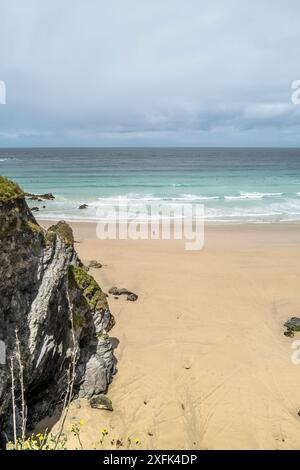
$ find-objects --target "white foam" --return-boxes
[0,157,19,162]
[180,193,219,201]
[225,192,283,201]
[241,192,283,198]
[35,192,300,224]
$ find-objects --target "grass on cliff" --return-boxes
[68,265,107,311]
[0,176,24,204]
[47,221,74,246]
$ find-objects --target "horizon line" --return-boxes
[1,145,300,150]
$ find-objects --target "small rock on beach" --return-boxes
[108,286,138,301]
[88,260,103,269]
[89,395,113,411]
[284,317,300,337]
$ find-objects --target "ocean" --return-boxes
[1,147,300,224]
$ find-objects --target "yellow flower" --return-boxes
[79,420,85,426]
[134,438,140,445]
[101,428,108,435]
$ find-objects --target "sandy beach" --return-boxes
[39,221,300,450]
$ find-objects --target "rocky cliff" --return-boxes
[0,177,116,443]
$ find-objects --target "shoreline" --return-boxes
[38,218,300,233]
[37,216,300,226]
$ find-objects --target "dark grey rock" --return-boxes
[284,330,295,338]
[108,287,138,301]
[88,260,103,269]
[26,192,55,201]
[284,317,300,337]
[127,293,138,302]
[78,204,88,209]
[89,394,113,411]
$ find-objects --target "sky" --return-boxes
[0,0,300,147]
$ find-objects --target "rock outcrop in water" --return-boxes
[0,177,116,443]
[25,192,55,201]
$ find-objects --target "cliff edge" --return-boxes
[0,177,116,443]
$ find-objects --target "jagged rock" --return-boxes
[284,317,300,337]
[88,260,103,269]
[25,192,55,201]
[0,177,116,445]
[89,394,113,411]
[78,204,88,209]
[108,287,138,301]
[30,206,39,211]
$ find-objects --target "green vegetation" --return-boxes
[68,265,107,311]
[26,220,44,235]
[0,177,45,239]
[96,332,109,341]
[6,423,142,450]
[44,229,56,246]
[48,221,74,246]
[0,176,24,204]
[6,432,67,451]
[73,313,86,330]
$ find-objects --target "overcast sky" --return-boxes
[0,0,300,147]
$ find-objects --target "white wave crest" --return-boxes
[225,192,283,201]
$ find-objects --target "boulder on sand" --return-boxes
[284,317,300,337]
[88,260,103,269]
[108,287,138,301]
[89,395,113,411]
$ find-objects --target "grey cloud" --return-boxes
[0,0,300,146]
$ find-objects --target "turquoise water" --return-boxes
[1,147,300,223]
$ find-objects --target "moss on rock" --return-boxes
[44,230,56,246]
[47,221,74,246]
[0,176,24,204]
[73,312,86,330]
[26,220,44,236]
[68,265,107,312]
